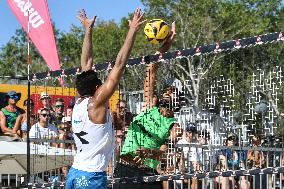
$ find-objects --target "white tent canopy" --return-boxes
[0,141,75,174]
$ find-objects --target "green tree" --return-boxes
[140,0,284,107]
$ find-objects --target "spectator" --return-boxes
[52,98,65,126]
[66,104,73,117]
[29,108,59,147]
[58,119,74,150]
[247,135,266,189]
[177,122,199,189]
[0,91,24,137]
[197,130,210,172]
[61,104,73,125]
[112,100,133,158]
[38,92,54,114]
[215,133,246,189]
[112,100,133,131]
[14,99,36,140]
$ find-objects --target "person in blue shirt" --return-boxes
[215,133,247,189]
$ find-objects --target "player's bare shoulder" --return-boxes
[87,96,108,124]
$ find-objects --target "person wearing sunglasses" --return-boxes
[29,108,58,147]
[112,100,133,131]
[51,98,65,126]
[0,91,24,137]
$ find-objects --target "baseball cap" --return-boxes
[40,92,50,100]
[5,91,21,100]
[185,122,197,133]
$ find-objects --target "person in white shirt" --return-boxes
[29,108,58,146]
[66,8,146,189]
[177,122,199,189]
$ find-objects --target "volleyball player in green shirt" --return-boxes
[114,23,182,188]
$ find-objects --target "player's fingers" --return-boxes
[92,16,97,24]
[76,16,84,23]
[140,19,148,25]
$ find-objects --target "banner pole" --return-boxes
[26,0,31,186]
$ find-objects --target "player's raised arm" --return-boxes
[94,8,146,105]
[144,21,176,109]
[77,9,97,71]
[143,63,160,109]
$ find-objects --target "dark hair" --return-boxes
[23,99,34,106]
[75,70,102,96]
[159,86,184,112]
[40,108,49,113]
[185,122,197,133]
[54,98,64,103]
[117,99,127,104]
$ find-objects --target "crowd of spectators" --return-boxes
[0,91,73,145]
[1,90,284,189]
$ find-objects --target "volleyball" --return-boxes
[144,19,170,45]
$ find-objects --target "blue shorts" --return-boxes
[66,167,107,189]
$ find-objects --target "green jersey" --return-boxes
[121,107,175,169]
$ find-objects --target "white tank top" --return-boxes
[71,97,114,172]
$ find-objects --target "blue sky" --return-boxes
[0,0,144,48]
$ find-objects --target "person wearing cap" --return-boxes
[38,92,54,114]
[177,122,199,189]
[0,91,24,137]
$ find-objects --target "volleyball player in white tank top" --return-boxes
[66,8,146,189]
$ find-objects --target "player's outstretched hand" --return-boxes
[77,9,97,30]
[157,21,176,53]
[128,8,147,33]
[164,21,176,45]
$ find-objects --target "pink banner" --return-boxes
[7,0,61,71]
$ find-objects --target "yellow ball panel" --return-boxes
[144,19,169,44]
[156,24,170,40]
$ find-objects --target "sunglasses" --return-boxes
[55,104,64,108]
[40,97,50,100]
[10,95,19,100]
[41,114,50,117]
[116,135,125,139]
[228,137,236,141]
